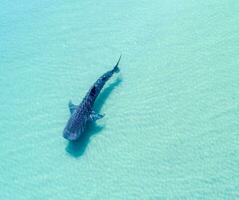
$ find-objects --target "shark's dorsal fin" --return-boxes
[68,100,78,114]
[89,111,105,122]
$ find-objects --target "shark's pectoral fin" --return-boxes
[89,111,105,122]
[68,100,78,114]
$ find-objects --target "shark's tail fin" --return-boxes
[113,55,121,73]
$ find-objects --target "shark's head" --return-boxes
[63,128,79,141]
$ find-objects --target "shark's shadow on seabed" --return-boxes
[65,78,122,157]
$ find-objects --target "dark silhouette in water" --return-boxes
[63,56,121,141]
[65,78,122,157]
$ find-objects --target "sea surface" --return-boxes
[1,0,239,199]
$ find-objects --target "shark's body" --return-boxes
[63,56,121,141]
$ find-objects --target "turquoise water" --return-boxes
[1,0,239,199]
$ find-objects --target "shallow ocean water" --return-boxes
[1,0,239,199]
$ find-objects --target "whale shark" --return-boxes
[63,56,121,141]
